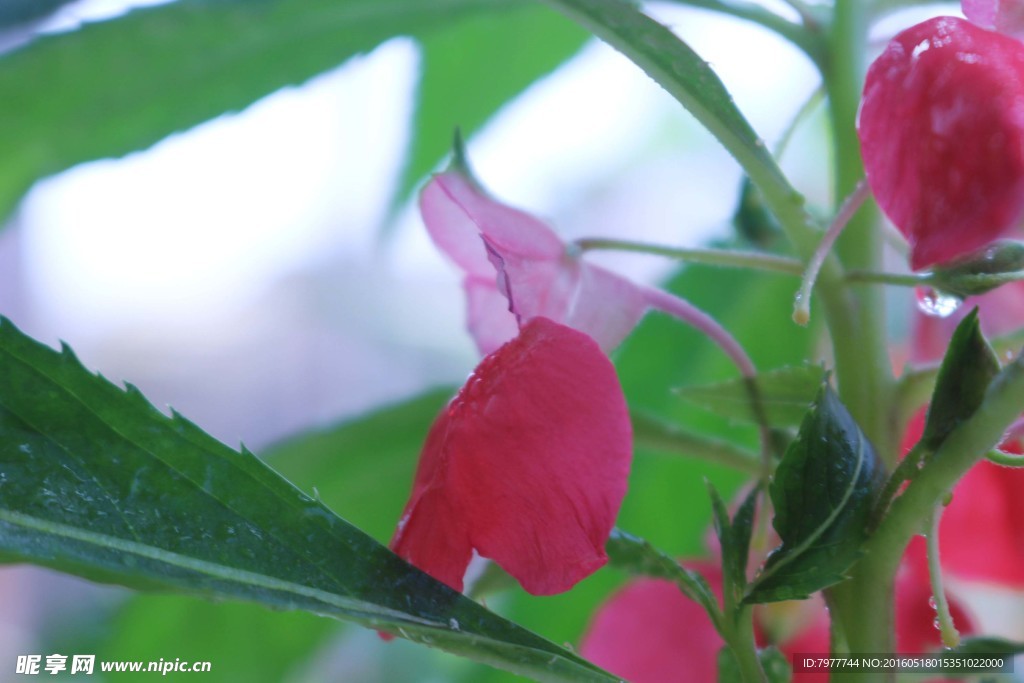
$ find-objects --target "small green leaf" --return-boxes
[944,636,1024,657]
[921,308,1001,452]
[606,528,720,624]
[678,364,826,427]
[745,383,884,603]
[0,318,616,683]
[706,482,758,604]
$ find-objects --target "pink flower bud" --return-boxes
[859,16,1024,270]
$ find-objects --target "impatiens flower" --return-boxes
[580,541,975,683]
[963,0,1024,35]
[858,16,1024,270]
[421,170,649,356]
[390,316,631,595]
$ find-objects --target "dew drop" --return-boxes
[928,595,938,610]
[915,287,962,318]
[933,617,942,631]
[449,618,460,631]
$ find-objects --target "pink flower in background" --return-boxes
[858,16,1024,270]
[901,408,1024,588]
[420,170,649,356]
[963,0,1024,35]
[389,317,631,595]
[580,542,975,683]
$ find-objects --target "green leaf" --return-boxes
[605,528,720,624]
[678,364,826,428]
[706,482,758,605]
[264,387,452,542]
[0,0,546,223]
[921,308,1001,452]
[745,383,884,604]
[397,6,586,203]
[0,318,616,683]
[943,636,1024,659]
[539,0,794,200]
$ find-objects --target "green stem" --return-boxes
[985,449,1024,466]
[630,411,763,475]
[724,605,768,683]
[824,3,897,678]
[860,353,1024,654]
[575,238,803,274]
[925,506,961,649]
[844,270,929,287]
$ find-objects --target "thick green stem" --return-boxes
[724,606,768,683]
[822,3,897,677]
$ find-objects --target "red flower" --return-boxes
[858,16,1024,269]
[390,316,631,595]
[579,542,975,683]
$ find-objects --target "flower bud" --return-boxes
[858,16,1024,270]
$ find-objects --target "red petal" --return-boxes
[859,17,1024,269]
[389,410,474,592]
[448,317,631,594]
[938,456,1024,586]
[390,317,631,596]
[580,563,723,683]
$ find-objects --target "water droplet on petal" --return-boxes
[915,287,962,317]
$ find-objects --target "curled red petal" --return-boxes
[859,16,1024,269]
[390,317,631,595]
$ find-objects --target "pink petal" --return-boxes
[485,236,649,353]
[937,451,1024,587]
[420,172,563,277]
[449,317,632,594]
[858,16,1024,269]
[580,563,723,683]
[963,0,1024,35]
[390,317,631,595]
[464,276,518,356]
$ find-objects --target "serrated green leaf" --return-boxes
[396,6,586,204]
[745,383,884,604]
[0,0,544,223]
[606,528,720,623]
[922,308,1001,452]
[0,318,617,683]
[678,364,826,428]
[632,410,761,474]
